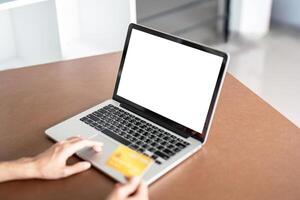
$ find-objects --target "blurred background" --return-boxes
[0,0,299,127]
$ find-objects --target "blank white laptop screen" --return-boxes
[117,29,223,133]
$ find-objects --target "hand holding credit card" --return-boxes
[106,145,153,177]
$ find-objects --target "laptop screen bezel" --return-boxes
[113,23,228,143]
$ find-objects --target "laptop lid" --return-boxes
[113,23,229,143]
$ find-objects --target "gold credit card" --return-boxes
[106,145,153,177]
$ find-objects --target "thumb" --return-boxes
[129,182,148,200]
[64,161,91,177]
[115,177,141,198]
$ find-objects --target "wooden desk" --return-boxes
[0,52,299,200]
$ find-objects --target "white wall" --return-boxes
[11,0,62,65]
[230,0,273,39]
[79,0,132,49]
[55,0,81,47]
[272,0,300,28]
[0,10,16,61]
[229,0,242,33]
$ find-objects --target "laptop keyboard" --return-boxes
[80,104,190,164]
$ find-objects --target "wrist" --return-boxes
[0,157,39,182]
[16,157,41,179]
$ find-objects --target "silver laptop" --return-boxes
[46,23,229,184]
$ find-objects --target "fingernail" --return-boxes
[94,146,102,152]
[83,162,91,168]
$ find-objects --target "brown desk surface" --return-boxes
[0,52,299,200]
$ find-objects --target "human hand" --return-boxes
[106,177,149,200]
[31,136,102,179]
[0,136,102,183]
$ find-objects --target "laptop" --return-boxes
[46,23,229,184]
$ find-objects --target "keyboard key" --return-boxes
[133,132,139,137]
[163,149,174,156]
[124,135,130,139]
[138,135,145,140]
[137,147,144,153]
[90,122,98,127]
[120,131,126,136]
[149,134,155,139]
[80,117,89,122]
[163,136,170,141]
[95,125,104,131]
[145,138,151,143]
[129,144,139,150]
[101,129,130,146]
[137,129,144,133]
[169,139,176,143]
[155,151,169,160]
[150,142,158,147]
[155,160,162,165]
[183,141,190,146]
[88,114,99,122]
[176,143,186,149]
[144,132,150,137]
[157,145,164,150]
[174,147,180,152]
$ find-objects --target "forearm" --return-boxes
[0,137,102,183]
[0,157,38,183]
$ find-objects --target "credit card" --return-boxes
[106,145,153,177]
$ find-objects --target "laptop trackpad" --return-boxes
[77,133,119,164]
[76,134,128,183]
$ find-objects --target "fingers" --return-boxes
[63,161,91,177]
[60,137,103,158]
[92,145,102,152]
[129,182,148,200]
[114,177,141,198]
[59,136,82,144]
[113,178,149,200]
